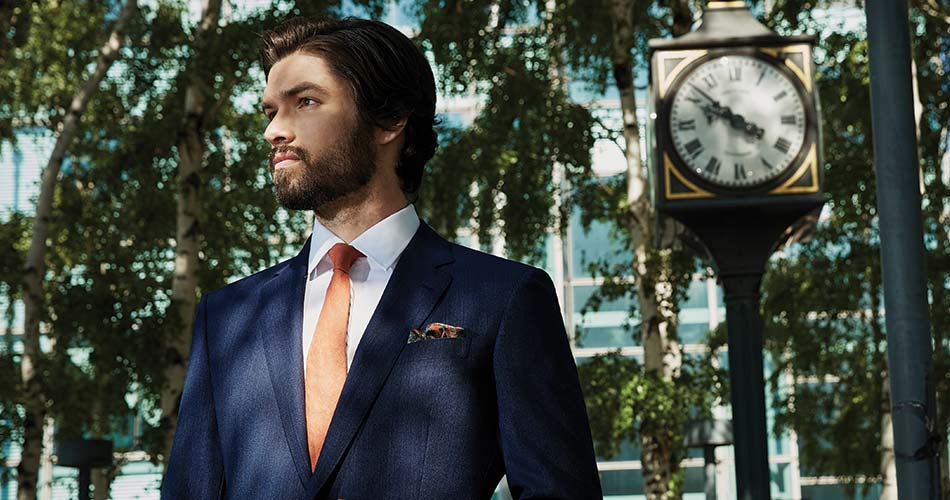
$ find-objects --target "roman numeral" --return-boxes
[774,137,791,153]
[686,96,701,105]
[729,67,741,81]
[678,119,696,131]
[734,163,748,180]
[684,139,704,158]
[705,156,722,176]
[756,69,767,86]
[761,157,774,169]
[702,74,718,89]
[773,90,788,101]
[781,115,797,125]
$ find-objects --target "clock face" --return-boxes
[669,54,807,188]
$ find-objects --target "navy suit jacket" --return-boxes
[162,222,603,499]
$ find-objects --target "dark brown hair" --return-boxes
[260,17,438,195]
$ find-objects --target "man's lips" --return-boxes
[274,158,299,170]
[272,152,300,170]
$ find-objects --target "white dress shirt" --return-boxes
[302,204,421,373]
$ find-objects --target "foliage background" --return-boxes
[0,0,948,498]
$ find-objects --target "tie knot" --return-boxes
[327,243,364,273]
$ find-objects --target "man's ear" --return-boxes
[376,117,408,146]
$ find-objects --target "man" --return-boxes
[162,17,602,500]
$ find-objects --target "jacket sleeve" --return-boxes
[493,268,603,499]
[161,295,225,499]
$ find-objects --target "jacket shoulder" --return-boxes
[201,252,297,303]
[447,242,547,286]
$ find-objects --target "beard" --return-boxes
[269,119,377,218]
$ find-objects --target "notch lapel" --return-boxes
[258,235,312,488]
[307,223,454,498]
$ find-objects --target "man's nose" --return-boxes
[264,114,295,146]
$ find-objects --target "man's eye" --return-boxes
[300,97,318,106]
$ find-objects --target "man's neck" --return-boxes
[315,184,408,243]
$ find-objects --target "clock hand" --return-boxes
[699,102,765,140]
[700,103,720,124]
[688,83,764,137]
[691,86,756,133]
[720,107,765,140]
[689,84,720,106]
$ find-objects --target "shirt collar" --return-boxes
[307,203,420,276]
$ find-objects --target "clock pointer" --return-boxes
[698,103,765,140]
[689,84,719,106]
[687,84,764,139]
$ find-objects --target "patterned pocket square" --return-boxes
[407,322,466,344]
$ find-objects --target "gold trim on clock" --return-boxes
[770,143,819,194]
[759,44,813,93]
[656,50,708,99]
[707,1,747,8]
[665,154,714,200]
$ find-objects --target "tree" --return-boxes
[158,0,223,466]
[10,1,136,497]
[759,3,950,498]
[596,1,701,495]
[0,0,39,141]
[0,213,29,470]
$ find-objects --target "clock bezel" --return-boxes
[656,46,819,195]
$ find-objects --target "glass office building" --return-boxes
[0,2,884,499]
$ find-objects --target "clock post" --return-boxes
[648,2,824,499]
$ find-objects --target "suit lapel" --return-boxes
[258,235,312,488]
[307,222,454,497]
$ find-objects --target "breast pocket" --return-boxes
[396,336,472,364]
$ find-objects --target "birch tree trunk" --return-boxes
[609,0,688,497]
[869,248,896,500]
[159,0,223,466]
[16,2,136,497]
[880,375,898,500]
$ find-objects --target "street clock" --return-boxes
[650,1,824,211]
[648,3,827,500]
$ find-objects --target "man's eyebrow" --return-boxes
[261,81,329,111]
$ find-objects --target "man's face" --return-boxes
[262,52,377,216]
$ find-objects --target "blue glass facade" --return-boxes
[0,130,53,217]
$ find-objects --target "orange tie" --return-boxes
[306,242,364,472]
